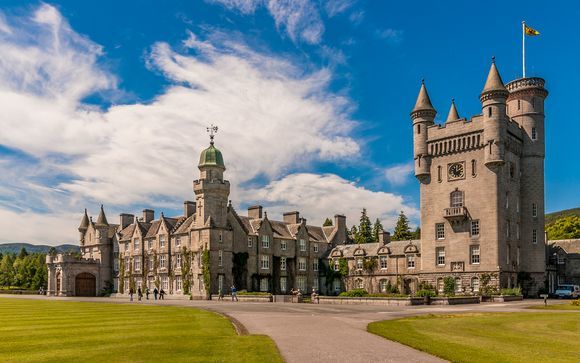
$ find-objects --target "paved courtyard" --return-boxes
[1,295,555,362]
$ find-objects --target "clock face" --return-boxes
[448,162,465,180]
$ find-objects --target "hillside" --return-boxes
[0,243,79,255]
[545,207,580,226]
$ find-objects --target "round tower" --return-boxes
[480,58,509,168]
[410,80,436,183]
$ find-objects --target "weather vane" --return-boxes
[207,124,218,145]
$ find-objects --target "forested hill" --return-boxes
[0,243,79,255]
[545,207,580,241]
[545,208,580,225]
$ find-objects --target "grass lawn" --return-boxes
[368,312,580,363]
[0,298,282,362]
[529,303,580,310]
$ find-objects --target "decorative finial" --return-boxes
[421,78,425,84]
[491,56,496,63]
[452,98,455,103]
[206,124,219,146]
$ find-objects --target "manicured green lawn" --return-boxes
[529,302,580,310]
[368,312,580,363]
[0,298,282,362]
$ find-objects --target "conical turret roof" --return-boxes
[446,99,460,122]
[412,80,436,113]
[481,58,507,94]
[78,209,89,231]
[95,205,109,227]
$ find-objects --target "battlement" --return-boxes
[506,77,545,92]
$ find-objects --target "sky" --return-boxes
[0,0,578,245]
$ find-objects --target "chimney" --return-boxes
[143,209,154,223]
[334,214,346,231]
[184,201,196,218]
[333,214,348,245]
[378,230,391,245]
[119,213,134,229]
[248,205,263,219]
[283,211,300,224]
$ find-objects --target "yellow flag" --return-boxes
[525,24,540,36]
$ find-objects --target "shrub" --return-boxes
[237,290,271,296]
[339,289,368,297]
[499,287,522,296]
[571,299,580,306]
[443,277,456,296]
[416,289,436,298]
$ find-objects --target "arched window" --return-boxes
[488,107,492,117]
[517,100,521,110]
[437,166,442,182]
[356,279,364,289]
[471,277,480,293]
[455,277,462,293]
[417,124,421,134]
[379,279,389,293]
[450,189,463,207]
[437,278,444,293]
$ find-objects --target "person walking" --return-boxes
[159,288,165,300]
[153,287,158,300]
[137,286,142,301]
[218,287,224,301]
[145,287,150,300]
[231,285,238,302]
[129,287,134,302]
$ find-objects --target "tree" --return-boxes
[349,225,358,242]
[546,215,580,240]
[412,227,421,239]
[357,209,374,244]
[372,218,384,243]
[392,211,412,241]
[323,218,333,227]
[18,247,28,259]
[0,254,15,286]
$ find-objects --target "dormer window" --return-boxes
[160,235,166,249]
[262,235,270,248]
[299,239,306,251]
[356,258,363,270]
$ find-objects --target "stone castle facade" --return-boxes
[47,59,549,297]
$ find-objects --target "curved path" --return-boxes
[1,295,555,362]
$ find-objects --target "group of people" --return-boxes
[217,285,239,301]
[129,286,165,302]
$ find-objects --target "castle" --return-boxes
[46,59,548,297]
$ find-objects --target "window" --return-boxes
[436,247,445,266]
[471,159,477,176]
[218,275,224,293]
[175,237,181,247]
[471,220,480,236]
[531,127,537,140]
[281,240,287,251]
[436,223,445,240]
[218,250,223,267]
[313,259,319,271]
[297,276,306,291]
[516,223,520,239]
[125,242,129,251]
[516,200,520,213]
[260,277,269,291]
[299,239,306,251]
[148,240,153,250]
[506,221,510,238]
[298,257,307,271]
[160,235,166,249]
[114,259,119,271]
[261,255,269,269]
[160,255,167,269]
[488,107,492,117]
[262,235,270,248]
[455,277,462,293]
[450,190,463,207]
[407,256,415,269]
[509,162,515,179]
[517,247,520,266]
[470,245,480,264]
[436,278,444,293]
[380,279,389,293]
[437,166,442,182]
[134,257,141,271]
[417,124,420,134]
[133,238,139,251]
[532,229,538,244]
[471,277,480,293]
[313,278,319,291]
[356,258,363,270]
[248,237,252,248]
[333,279,341,293]
[517,99,521,110]
[280,277,287,293]
[532,203,538,217]
[356,279,364,289]
[333,259,339,271]
[557,254,565,265]
[313,243,319,253]
[506,245,511,265]
[176,276,182,291]
[149,256,154,270]
[380,256,388,269]
[162,276,169,290]
[219,231,222,243]
[176,253,182,268]
[124,257,129,271]
[280,257,286,271]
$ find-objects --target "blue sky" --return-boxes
[0,0,577,245]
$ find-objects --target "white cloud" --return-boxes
[0,11,11,34]
[348,10,364,25]
[240,173,418,230]
[384,162,414,186]
[376,28,403,44]
[208,0,325,44]
[0,5,417,245]
[324,0,356,17]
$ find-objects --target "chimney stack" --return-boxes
[378,230,391,245]
[143,209,154,223]
[184,201,196,218]
[248,205,263,219]
[119,213,134,229]
[283,211,300,224]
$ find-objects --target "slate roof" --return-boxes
[328,240,421,258]
[549,239,580,254]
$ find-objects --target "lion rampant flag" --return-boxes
[524,24,540,36]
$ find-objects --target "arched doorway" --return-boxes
[75,273,96,297]
[403,278,417,295]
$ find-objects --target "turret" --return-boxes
[410,80,436,182]
[78,209,89,243]
[445,99,460,122]
[480,58,509,167]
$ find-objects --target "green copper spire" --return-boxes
[199,124,225,169]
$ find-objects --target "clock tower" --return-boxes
[412,59,547,294]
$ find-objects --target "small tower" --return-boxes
[194,125,230,228]
[445,99,460,123]
[94,204,110,243]
[480,58,509,167]
[78,209,89,244]
[410,80,436,182]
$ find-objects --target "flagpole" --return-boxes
[522,20,526,78]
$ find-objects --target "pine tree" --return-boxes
[392,211,412,241]
[412,227,421,239]
[357,208,374,244]
[350,225,358,242]
[18,247,28,259]
[323,218,333,227]
[372,218,384,242]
